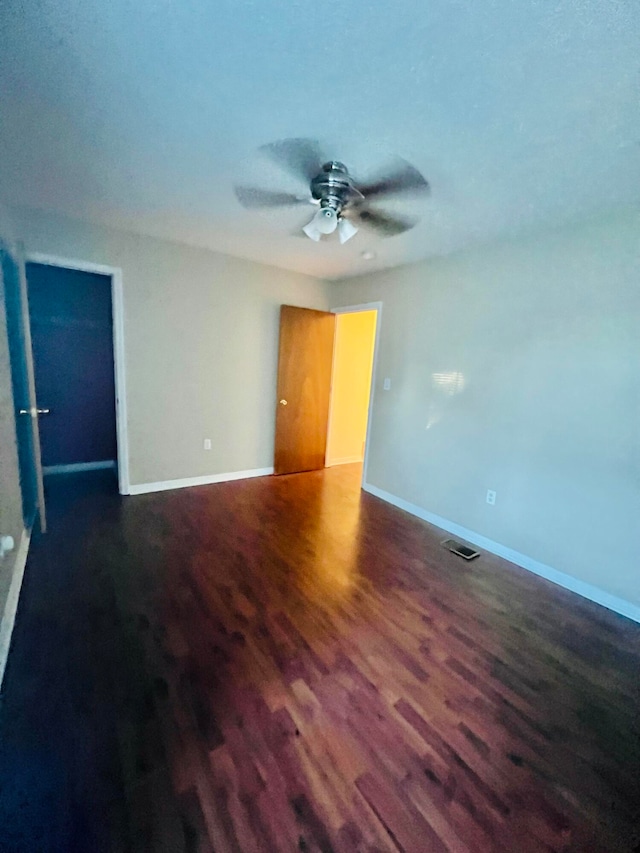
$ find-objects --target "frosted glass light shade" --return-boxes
[303,207,338,240]
[338,217,358,243]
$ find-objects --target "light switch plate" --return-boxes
[383,378,391,391]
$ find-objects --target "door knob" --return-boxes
[279,399,288,406]
[18,407,50,416]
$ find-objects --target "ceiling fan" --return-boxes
[234,138,430,243]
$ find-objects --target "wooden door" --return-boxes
[274,306,336,475]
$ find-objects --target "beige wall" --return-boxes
[326,310,377,466]
[0,203,25,630]
[5,204,639,614]
[11,206,331,486]
[332,213,640,609]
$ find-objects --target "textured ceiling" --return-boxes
[1,0,638,279]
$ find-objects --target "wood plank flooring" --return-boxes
[1,465,639,852]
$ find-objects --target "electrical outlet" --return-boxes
[486,489,496,506]
[383,378,391,391]
[204,438,212,450]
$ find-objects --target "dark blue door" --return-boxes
[26,264,117,468]
[2,247,38,526]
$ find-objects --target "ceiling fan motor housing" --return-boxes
[311,161,362,214]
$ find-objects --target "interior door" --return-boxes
[274,305,336,475]
[1,243,47,532]
[26,263,117,471]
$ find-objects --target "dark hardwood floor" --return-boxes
[0,465,638,852]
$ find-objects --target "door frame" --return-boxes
[329,301,382,488]
[25,252,131,495]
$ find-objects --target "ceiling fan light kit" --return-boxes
[303,206,338,241]
[302,205,360,243]
[235,139,430,245]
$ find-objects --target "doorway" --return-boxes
[26,263,117,481]
[25,254,129,498]
[273,301,381,483]
[325,308,378,471]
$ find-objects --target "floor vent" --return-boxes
[442,538,481,561]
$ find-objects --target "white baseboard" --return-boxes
[325,455,363,467]
[0,528,31,691]
[363,482,640,624]
[43,460,116,475]
[129,466,274,496]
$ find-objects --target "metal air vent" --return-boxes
[442,539,481,561]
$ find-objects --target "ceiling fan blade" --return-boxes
[349,207,417,236]
[235,186,309,209]
[358,159,429,200]
[259,138,324,184]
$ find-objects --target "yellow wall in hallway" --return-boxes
[325,310,377,467]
